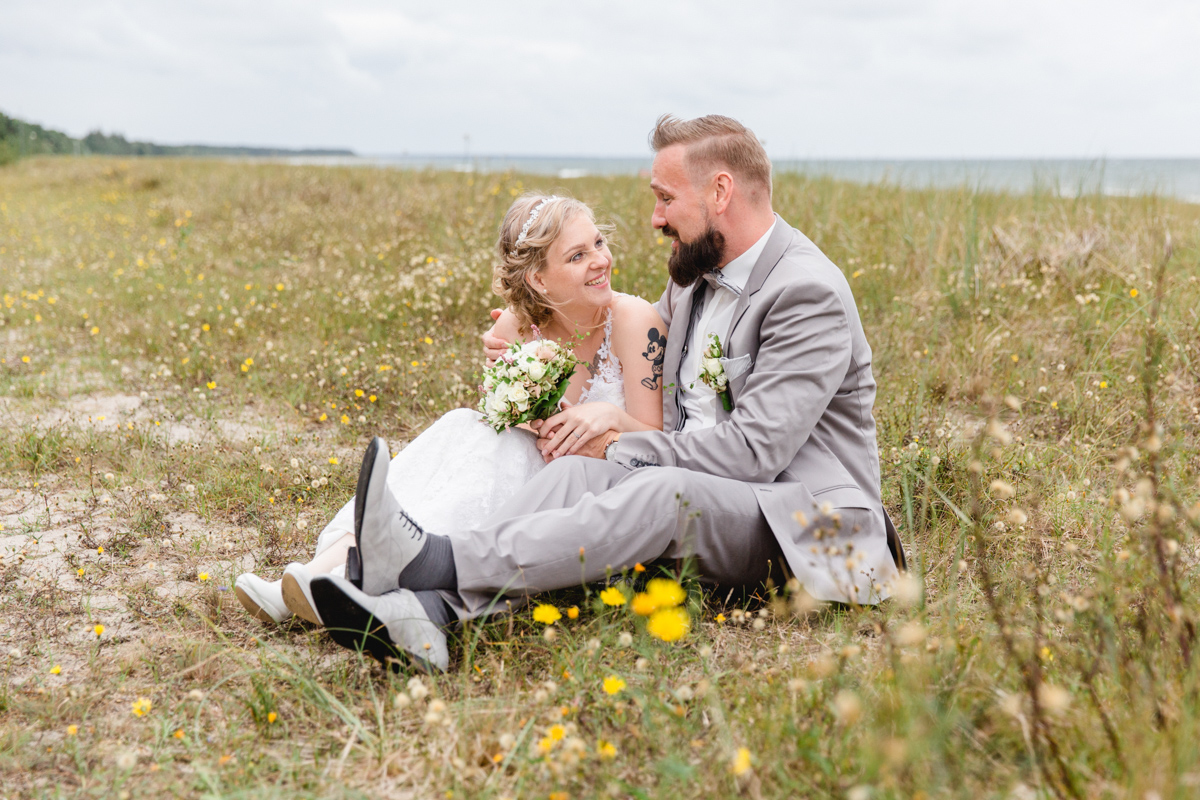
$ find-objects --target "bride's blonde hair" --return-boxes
[494,193,601,335]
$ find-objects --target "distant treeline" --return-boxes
[0,110,353,164]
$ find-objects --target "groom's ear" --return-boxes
[711,171,734,215]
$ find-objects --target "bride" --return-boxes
[235,194,667,625]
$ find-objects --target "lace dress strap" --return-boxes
[577,307,623,407]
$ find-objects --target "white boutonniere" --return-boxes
[698,333,734,412]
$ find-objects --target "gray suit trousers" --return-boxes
[443,456,788,619]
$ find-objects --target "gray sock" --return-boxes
[397,533,457,591]
[415,590,455,629]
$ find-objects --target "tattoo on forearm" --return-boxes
[641,327,667,390]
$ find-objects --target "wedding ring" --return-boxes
[571,432,581,439]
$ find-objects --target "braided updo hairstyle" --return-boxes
[494,194,597,335]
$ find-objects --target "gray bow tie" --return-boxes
[702,269,742,296]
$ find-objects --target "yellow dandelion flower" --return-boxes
[340,414,350,425]
[597,739,617,758]
[491,752,504,763]
[93,624,105,637]
[77,568,85,577]
[21,356,30,363]
[567,606,579,619]
[599,587,626,606]
[319,413,328,421]
[1099,381,1107,388]
[538,736,554,753]
[646,578,686,608]
[275,283,284,291]
[267,711,278,724]
[131,697,152,717]
[241,364,249,372]
[1011,354,1019,363]
[1130,288,1138,298]
[633,562,646,572]
[173,729,185,740]
[549,724,565,741]
[328,456,338,465]
[630,593,658,616]
[202,324,210,332]
[206,381,216,389]
[532,604,562,625]
[354,389,364,397]
[90,326,99,335]
[97,546,104,554]
[244,358,253,366]
[731,747,752,776]
[198,572,210,582]
[647,606,691,642]
[602,676,626,695]
[369,395,377,403]
[424,337,433,344]
[67,725,78,736]
[1051,401,1058,410]
[715,613,726,623]
[50,664,61,675]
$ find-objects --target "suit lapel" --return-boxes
[725,214,793,345]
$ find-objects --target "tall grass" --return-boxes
[0,156,1198,798]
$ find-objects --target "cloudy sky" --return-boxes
[3,0,1198,158]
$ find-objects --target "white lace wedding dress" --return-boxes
[313,308,626,554]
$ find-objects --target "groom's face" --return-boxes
[651,144,725,286]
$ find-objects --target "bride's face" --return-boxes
[529,213,614,312]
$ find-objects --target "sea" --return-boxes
[284,154,1200,204]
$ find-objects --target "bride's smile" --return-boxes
[527,213,614,317]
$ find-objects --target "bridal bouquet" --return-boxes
[478,338,578,432]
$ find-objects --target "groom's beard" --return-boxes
[664,224,726,287]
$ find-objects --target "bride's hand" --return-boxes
[482,309,510,367]
[540,403,623,458]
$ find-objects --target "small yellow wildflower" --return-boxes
[267,711,278,724]
[1051,401,1058,410]
[630,593,658,616]
[599,587,626,607]
[50,665,61,675]
[206,381,216,389]
[77,568,85,577]
[275,283,284,291]
[1130,288,1138,298]
[646,578,686,608]
[369,395,377,403]
[647,606,691,642]
[319,413,328,421]
[328,457,338,465]
[173,729,185,740]
[538,736,554,753]
[90,326,99,335]
[198,572,210,582]
[549,724,565,741]
[633,562,646,572]
[340,414,350,425]
[354,389,364,397]
[532,604,562,625]
[567,606,579,619]
[1099,381,1107,388]
[67,725,78,736]
[131,697,152,717]
[93,624,105,637]
[1011,354,1019,363]
[731,747,752,776]
[97,546,104,555]
[602,676,626,695]
[424,337,433,344]
[597,739,617,758]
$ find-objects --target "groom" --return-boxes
[310,114,904,672]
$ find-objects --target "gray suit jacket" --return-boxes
[610,215,899,602]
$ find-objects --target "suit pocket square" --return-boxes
[720,354,753,381]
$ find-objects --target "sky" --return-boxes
[2,0,1198,158]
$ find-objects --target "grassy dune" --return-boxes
[1,156,1199,799]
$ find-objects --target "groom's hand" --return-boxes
[482,308,509,367]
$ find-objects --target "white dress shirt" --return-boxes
[677,220,776,432]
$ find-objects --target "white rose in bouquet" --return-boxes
[477,337,579,432]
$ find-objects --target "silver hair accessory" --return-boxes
[512,195,559,253]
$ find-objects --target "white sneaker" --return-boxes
[350,437,428,596]
[310,574,449,672]
[281,562,331,625]
[234,573,291,624]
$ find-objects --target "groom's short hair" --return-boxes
[651,114,772,200]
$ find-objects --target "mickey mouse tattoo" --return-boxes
[641,327,667,390]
